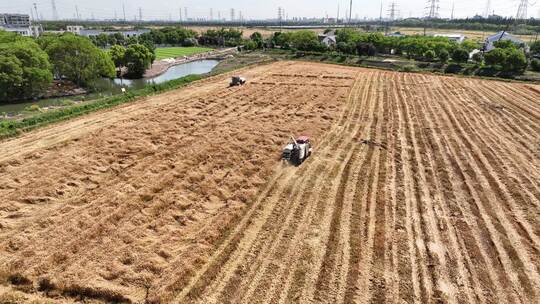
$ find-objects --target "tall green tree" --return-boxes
[0,31,53,101]
[44,33,115,86]
[124,44,153,79]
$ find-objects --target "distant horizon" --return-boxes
[1,1,539,22]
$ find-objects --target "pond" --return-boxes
[91,59,220,94]
[0,60,220,115]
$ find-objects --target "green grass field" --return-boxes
[155,47,214,60]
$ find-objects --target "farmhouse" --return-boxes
[66,25,150,38]
[318,34,337,47]
[484,31,524,52]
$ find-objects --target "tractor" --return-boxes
[230,76,246,87]
[282,136,312,166]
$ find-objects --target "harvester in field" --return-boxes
[230,76,246,87]
[282,136,312,166]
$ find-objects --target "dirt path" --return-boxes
[0,62,538,303]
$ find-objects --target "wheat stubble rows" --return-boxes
[174,68,539,304]
[0,62,538,303]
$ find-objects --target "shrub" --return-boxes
[399,65,418,72]
[437,49,449,63]
[356,42,377,57]
[531,58,540,72]
[424,50,436,62]
[451,48,470,63]
[24,104,41,112]
[503,49,528,74]
[472,52,484,65]
[484,48,506,68]
[445,63,463,74]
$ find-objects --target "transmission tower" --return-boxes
[138,7,142,22]
[425,0,440,19]
[484,0,492,18]
[184,7,188,21]
[230,8,235,21]
[51,0,59,20]
[388,2,398,21]
[33,3,40,22]
[75,5,80,20]
[516,0,529,20]
[210,8,213,21]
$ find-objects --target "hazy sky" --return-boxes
[1,0,539,21]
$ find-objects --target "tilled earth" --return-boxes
[0,61,539,304]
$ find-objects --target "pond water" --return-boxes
[92,59,220,94]
[0,60,220,115]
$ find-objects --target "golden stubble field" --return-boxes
[0,61,539,303]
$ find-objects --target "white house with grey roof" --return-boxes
[484,31,525,52]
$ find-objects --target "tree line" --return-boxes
[89,27,244,48]
[245,28,537,76]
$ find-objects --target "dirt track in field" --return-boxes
[0,62,539,303]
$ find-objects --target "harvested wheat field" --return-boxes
[0,61,539,304]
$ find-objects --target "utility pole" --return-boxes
[379,1,383,23]
[210,8,213,21]
[349,0,353,24]
[179,8,182,22]
[451,3,455,20]
[337,2,340,23]
[51,0,59,20]
[278,7,283,31]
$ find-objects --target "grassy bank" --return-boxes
[0,75,202,139]
[155,47,214,60]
